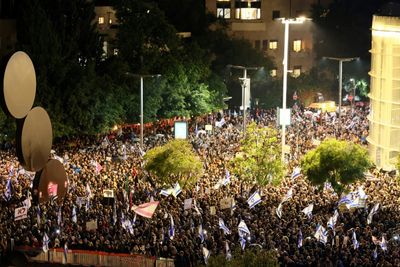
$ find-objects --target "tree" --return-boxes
[144,140,203,189]
[230,123,283,186]
[301,139,372,194]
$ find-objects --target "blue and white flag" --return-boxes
[199,224,205,243]
[276,202,283,219]
[112,204,117,225]
[291,167,301,180]
[239,237,246,250]
[42,233,49,253]
[203,247,210,264]
[373,247,378,259]
[247,190,262,209]
[298,229,303,248]
[314,224,327,245]
[367,203,380,225]
[172,183,182,198]
[352,231,359,250]
[23,194,32,209]
[72,206,77,223]
[238,220,250,237]
[302,203,314,219]
[225,241,232,260]
[338,193,353,206]
[223,170,231,186]
[218,218,231,235]
[132,213,137,225]
[4,178,12,201]
[327,210,339,230]
[169,214,175,240]
[160,187,174,197]
[380,236,388,252]
[37,206,42,225]
[282,188,293,203]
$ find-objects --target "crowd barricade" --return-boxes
[16,246,174,267]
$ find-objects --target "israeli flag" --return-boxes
[173,182,182,198]
[239,236,246,250]
[314,224,327,245]
[380,236,388,252]
[352,230,359,250]
[218,218,231,235]
[282,188,293,203]
[247,190,262,209]
[112,204,117,225]
[302,203,314,219]
[203,247,210,264]
[72,206,77,223]
[223,170,231,186]
[238,220,250,237]
[276,202,283,219]
[4,178,12,201]
[42,233,50,253]
[367,203,380,225]
[57,207,62,226]
[338,193,353,206]
[298,229,303,248]
[132,213,137,225]
[160,188,174,197]
[291,167,301,180]
[198,224,205,243]
[373,247,378,259]
[327,210,339,230]
[169,214,175,240]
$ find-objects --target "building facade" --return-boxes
[93,1,118,58]
[205,0,330,77]
[368,15,400,170]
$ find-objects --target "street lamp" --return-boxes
[323,57,358,122]
[125,73,161,149]
[227,65,260,133]
[277,16,309,163]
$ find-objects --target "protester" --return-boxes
[1,105,398,266]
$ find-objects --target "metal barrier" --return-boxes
[16,246,174,267]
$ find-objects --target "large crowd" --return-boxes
[1,104,400,266]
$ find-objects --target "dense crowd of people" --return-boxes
[1,104,399,266]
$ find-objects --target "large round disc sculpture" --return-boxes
[16,107,52,172]
[3,51,36,119]
[33,159,68,203]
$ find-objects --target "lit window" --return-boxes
[269,40,278,50]
[217,8,231,19]
[293,40,302,52]
[235,0,261,20]
[109,18,113,24]
[293,66,301,77]
[102,41,108,58]
[270,69,277,77]
[98,16,105,25]
[113,48,119,56]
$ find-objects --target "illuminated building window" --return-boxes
[270,68,277,77]
[272,10,280,20]
[98,16,105,25]
[109,18,113,24]
[292,66,301,77]
[293,40,302,52]
[235,0,261,20]
[269,40,278,50]
[113,48,119,56]
[217,1,231,19]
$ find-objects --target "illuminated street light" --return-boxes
[125,72,161,149]
[227,65,261,133]
[277,17,310,163]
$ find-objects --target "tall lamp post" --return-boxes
[323,57,358,123]
[227,65,260,133]
[126,73,161,149]
[278,17,308,163]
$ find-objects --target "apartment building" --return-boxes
[205,0,331,77]
[93,0,118,58]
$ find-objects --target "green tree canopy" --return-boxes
[230,123,283,186]
[144,139,203,189]
[301,139,372,194]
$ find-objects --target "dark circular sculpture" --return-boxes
[16,107,52,171]
[3,51,36,119]
[33,159,68,204]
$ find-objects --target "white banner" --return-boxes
[15,206,28,221]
